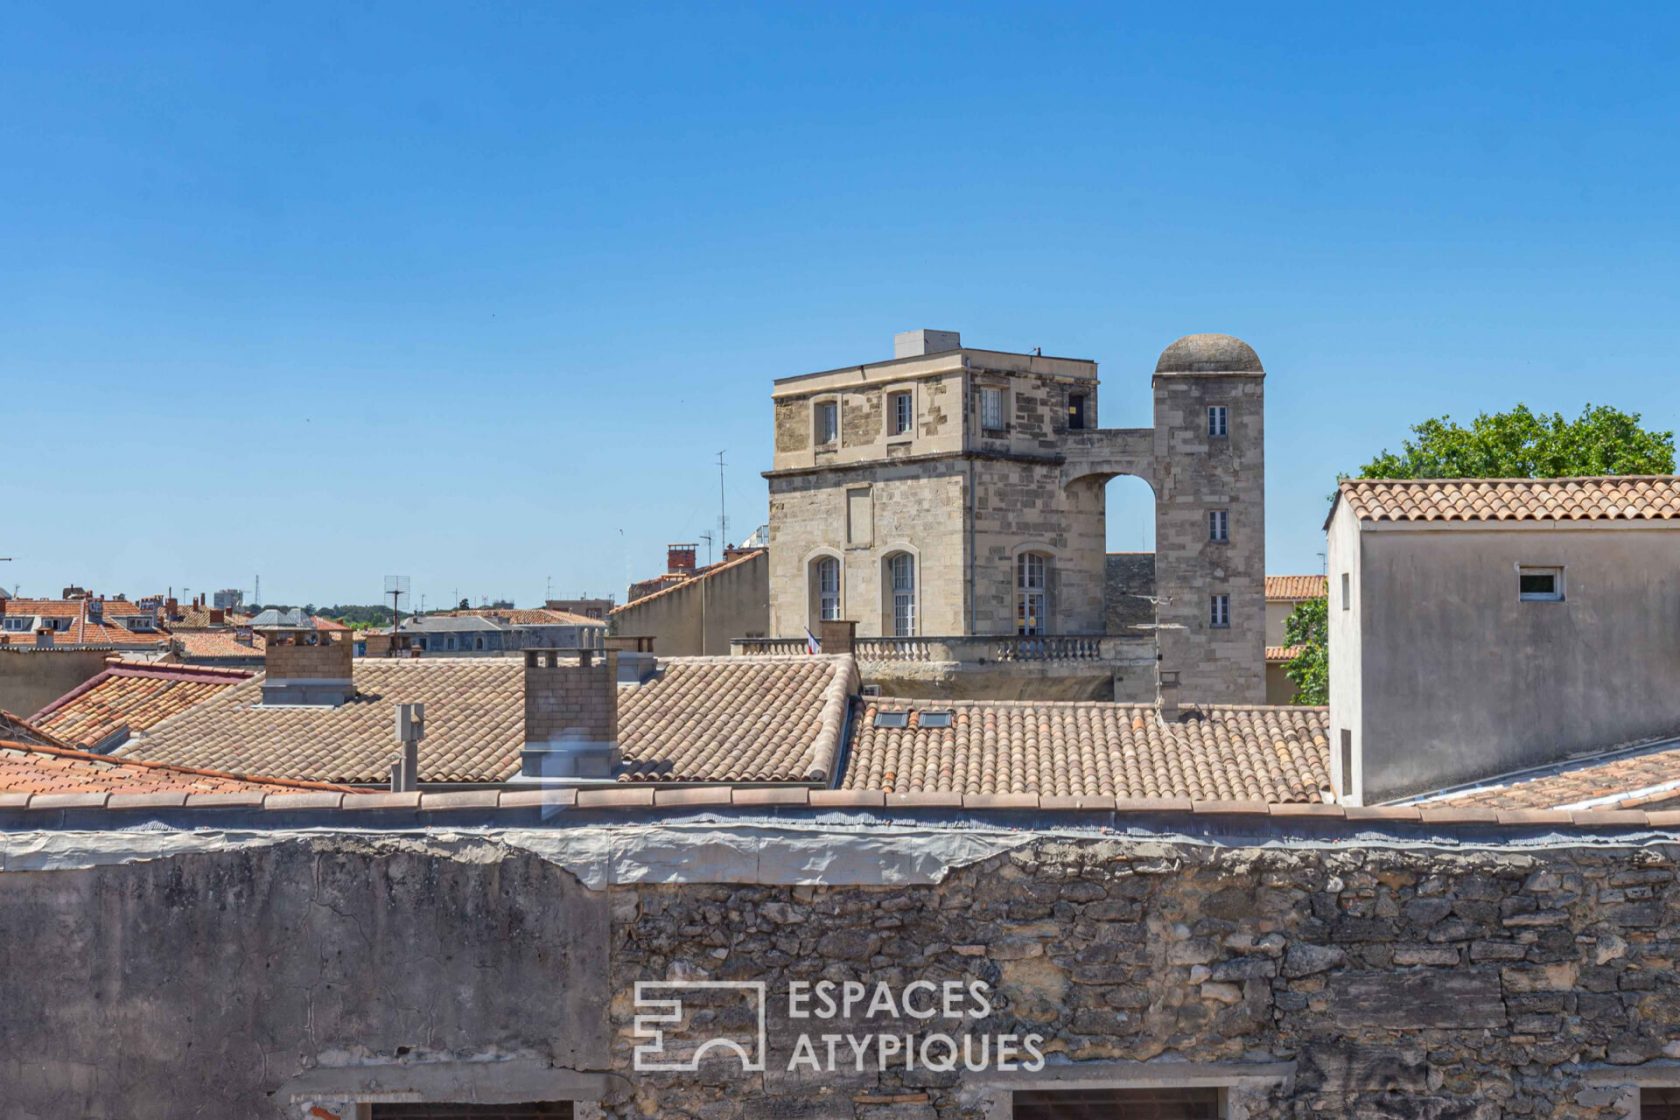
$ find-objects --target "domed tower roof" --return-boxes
[1155,333,1263,374]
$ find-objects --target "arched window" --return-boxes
[886,553,916,636]
[811,556,841,624]
[1017,552,1050,636]
[475,636,485,650]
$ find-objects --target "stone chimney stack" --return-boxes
[256,610,353,706]
[520,648,621,780]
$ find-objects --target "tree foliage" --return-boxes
[1357,404,1674,480]
[1283,597,1328,705]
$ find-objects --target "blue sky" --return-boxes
[3,3,1677,608]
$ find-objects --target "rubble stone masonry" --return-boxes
[6,823,1680,1117]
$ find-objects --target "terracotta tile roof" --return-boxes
[169,629,267,660]
[447,607,606,628]
[614,548,766,614]
[0,599,169,648]
[1265,575,1327,601]
[1414,734,1680,811]
[841,699,1332,803]
[0,738,362,796]
[119,654,856,786]
[1265,645,1305,663]
[618,655,854,783]
[1335,476,1680,524]
[30,663,254,751]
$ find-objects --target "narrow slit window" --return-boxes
[1341,572,1350,610]
[1518,566,1564,602]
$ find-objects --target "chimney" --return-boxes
[88,597,104,622]
[520,648,620,780]
[390,703,424,792]
[209,608,225,625]
[667,543,697,576]
[616,650,658,687]
[257,613,353,706]
[893,329,962,359]
[818,619,856,655]
[35,626,53,649]
[1156,669,1181,725]
[165,597,178,618]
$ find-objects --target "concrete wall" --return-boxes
[612,551,769,656]
[1342,519,1680,803]
[0,648,115,718]
[6,825,1680,1118]
[1326,504,1363,802]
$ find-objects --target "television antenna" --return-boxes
[384,575,411,631]
[698,530,715,567]
[716,451,729,550]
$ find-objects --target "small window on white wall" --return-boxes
[1518,566,1564,602]
[1341,572,1350,610]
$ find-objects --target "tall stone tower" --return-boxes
[763,329,1266,705]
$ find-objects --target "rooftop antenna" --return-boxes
[384,574,411,632]
[546,574,553,601]
[716,450,728,550]
[253,574,260,608]
[699,530,715,567]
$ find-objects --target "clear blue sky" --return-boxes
[4,3,1677,608]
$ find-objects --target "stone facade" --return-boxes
[9,820,1680,1118]
[765,332,1265,704]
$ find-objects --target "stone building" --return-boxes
[1328,476,1680,805]
[763,330,1266,704]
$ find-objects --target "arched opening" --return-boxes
[1104,474,1157,636]
[1016,551,1051,636]
[808,554,841,628]
[882,552,916,636]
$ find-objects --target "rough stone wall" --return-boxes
[1105,553,1157,635]
[610,839,1680,1119]
[7,831,1680,1117]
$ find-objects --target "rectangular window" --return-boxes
[1017,552,1049,636]
[889,391,913,436]
[1210,594,1230,628]
[1013,1087,1221,1119]
[918,710,954,729]
[815,401,838,445]
[1208,509,1229,543]
[1341,729,1354,797]
[1340,572,1350,610]
[1207,405,1229,438]
[816,558,841,621]
[889,553,916,636]
[980,386,1007,432]
[1067,392,1088,430]
[873,710,909,729]
[1518,566,1564,602]
[1643,1088,1680,1120]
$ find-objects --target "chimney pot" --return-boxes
[257,624,353,706]
[1156,669,1181,725]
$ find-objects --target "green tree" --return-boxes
[1292,403,1676,702]
[1357,404,1674,480]
[1283,597,1328,705]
